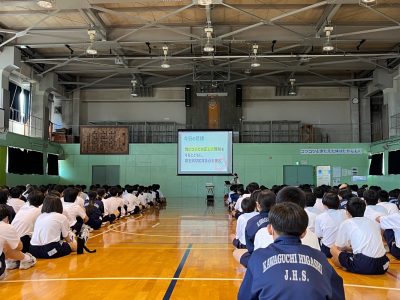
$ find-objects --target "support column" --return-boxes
[359,87,371,143]
[349,86,360,142]
[72,89,80,137]
[0,47,21,130]
[383,69,400,138]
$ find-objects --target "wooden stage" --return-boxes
[1,198,400,299]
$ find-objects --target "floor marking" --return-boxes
[89,215,144,239]
[109,229,228,238]
[163,244,193,300]
[1,277,400,292]
[152,223,160,228]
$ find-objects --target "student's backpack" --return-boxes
[77,224,96,254]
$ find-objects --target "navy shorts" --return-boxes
[383,229,400,259]
[320,243,332,258]
[21,235,31,253]
[29,241,72,259]
[339,252,389,275]
[0,253,5,279]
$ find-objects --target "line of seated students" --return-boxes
[231,182,400,285]
[0,182,167,280]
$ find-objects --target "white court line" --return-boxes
[89,215,143,239]
[109,228,228,238]
[152,223,160,228]
[1,277,400,292]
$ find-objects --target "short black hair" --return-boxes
[28,191,45,207]
[88,191,97,201]
[10,187,22,198]
[126,185,134,193]
[378,190,389,202]
[305,192,316,207]
[389,189,400,199]
[313,187,324,199]
[97,188,106,198]
[322,192,340,209]
[241,197,256,213]
[257,190,276,211]
[338,188,352,200]
[346,197,366,218]
[0,189,9,204]
[247,182,259,194]
[363,189,379,205]
[41,195,63,214]
[109,186,118,197]
[269,202,308,237]
[0,204,10,221]
[63,187,79,203]
[276,186,306,208]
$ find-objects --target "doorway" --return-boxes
[92,165,120,186]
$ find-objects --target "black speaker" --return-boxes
[185,85,192,107]
[236,85,242,107]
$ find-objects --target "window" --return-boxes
[388,150,400,175]
[369,153,383,176]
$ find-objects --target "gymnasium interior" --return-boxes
[0,0,400,299]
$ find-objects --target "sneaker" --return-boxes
[5,260,19,270]
[19,253,36,270]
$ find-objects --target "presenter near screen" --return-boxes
[230,173,240,185]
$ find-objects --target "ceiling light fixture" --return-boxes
[37,0,53,9]
[198,0,213,6]
[359,0,377,7]
[203,26,214,53]
[288,78,297,96]
[322,24,334,52]
[131,79,138,97]
[86,29,97,55]
[250,44,261,68]
[161,44,171,69]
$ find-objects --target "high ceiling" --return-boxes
[0,0,399,91]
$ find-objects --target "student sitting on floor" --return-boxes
[331,197,389,275]
[238,202,345,300]
[0,204,36,276]
[377,213,400,259]
[377,190,399,215]
[7,187,25,214]
[102,187,122,223]
[62,187,88,234]
[312,186,326,213]
[363,189,388,222]
[304,192,320,233]
[11,191,45,253]
[232,197,258,249]
[123,185,140,215]
[29,195,77,259]
[247,187,321,268]
[315,192,347,258]
[0,189,16,223]
[232,183,259,219]
[85,191,102,230]
[234,190,276,266]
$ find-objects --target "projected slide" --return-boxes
[178,130,233,175]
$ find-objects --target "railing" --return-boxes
[391,113,400,137]
[9,108,43,138]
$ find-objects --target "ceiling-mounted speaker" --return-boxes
[185,85,192,107]
[236,85,242,107]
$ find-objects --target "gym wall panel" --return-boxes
[59,143,370,197]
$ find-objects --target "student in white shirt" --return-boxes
[315,193,347,258]
[7,187,26,214]
[123,185,140,214]
[331,197,389,275]
[102,187,122,223]
[313,186,327,213]
[377,213,400,259]
[232,197,258,249]
[253,187,321,255]
[30,195,77,258]
[233,183,259,219]
[136,186,148,209]
[363,189,388,221]
[377,190,399,215]
[62,187,88,234]
[304,192,322,233]
[0,204,36,275]
[11,191,44,253]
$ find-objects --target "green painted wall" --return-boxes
[0,132,62,186]
[368,137,400,191]
[60,143,370,197]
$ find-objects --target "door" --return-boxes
[283,165,314,186]
[92,165,120,186]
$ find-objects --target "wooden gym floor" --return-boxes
[1,197,400,299]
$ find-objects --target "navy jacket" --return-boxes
[238,236,345,300]
[245,211,270,254]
